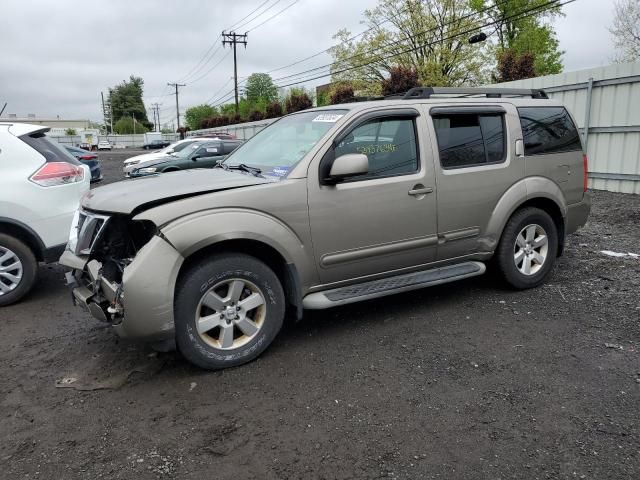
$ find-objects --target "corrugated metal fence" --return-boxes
[494,61,640,194]
[188,118,276,141]
[51,133,179,148]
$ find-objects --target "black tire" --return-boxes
[0,233,38,307]
[175,254,285,370]
[495,207,558,290]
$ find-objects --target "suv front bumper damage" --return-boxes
[60,235,184,341]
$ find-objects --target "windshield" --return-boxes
[172,143,202,159]
[223,109,347,179]
[162,140,193,154]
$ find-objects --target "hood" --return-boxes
[83,168,270,215]
[124,151,167,164]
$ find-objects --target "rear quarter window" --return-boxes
[20,132,80,165]
[518,107,582,155]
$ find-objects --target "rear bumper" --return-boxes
[59,235,184,342]
[566,192,592,235]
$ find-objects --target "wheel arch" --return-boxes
[177,238,303,321]
[0,217,45,261]
[486,177,567,257]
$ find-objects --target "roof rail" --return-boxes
[403,87,548,100]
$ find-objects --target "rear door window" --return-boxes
[518,107,582,155]
[433,113,506,169]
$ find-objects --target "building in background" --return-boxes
[0,114,91,129]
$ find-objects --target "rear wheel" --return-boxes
[0,234,38,306]
[496,207,558,289]
[175,254,285,370]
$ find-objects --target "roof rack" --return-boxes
[403,87,548,100]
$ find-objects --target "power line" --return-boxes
[227,0,272,31]
[176,0,278,84]
[187,50,232,85]
[270,0,513,84]
[234,0,282,31]
[204,77,234,105]
[263,1,416,75]
[246,0,301,33]
[274,0,576,88]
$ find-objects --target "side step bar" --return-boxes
[303,261,486,309]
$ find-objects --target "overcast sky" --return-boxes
[0,0,618,124]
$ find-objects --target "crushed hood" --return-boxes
[82,168,270,215]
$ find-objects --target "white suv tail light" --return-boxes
[29,161,85,187]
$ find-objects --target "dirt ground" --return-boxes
[1,150,638,479]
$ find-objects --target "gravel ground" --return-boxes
[1,150,639,479]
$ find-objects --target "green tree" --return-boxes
[329,0,489,93]
[113,116,149,134]
[471,0,563,77]
[244,73,278,104]
[108,76,153,130]
[185,104,218,130]
[64,128,77,136]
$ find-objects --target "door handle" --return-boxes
[408,186,433,196]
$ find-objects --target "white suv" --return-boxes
[0,123,90,305]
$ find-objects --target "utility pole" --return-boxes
[167,82,185,131]
[151,102,162,132]
[101,92,111,134]
[222,31,248,114]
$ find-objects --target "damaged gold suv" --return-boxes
[61,87,591,370]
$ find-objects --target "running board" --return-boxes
[303,261,486,309]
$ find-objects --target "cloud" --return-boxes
[0,0,617,123]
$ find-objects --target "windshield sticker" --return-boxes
[268,166,290,177]
[206,147,219,153]
[312,114,344,123]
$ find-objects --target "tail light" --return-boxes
[583,154,589,192]
[79,154,96,160]
[30,162,85,187]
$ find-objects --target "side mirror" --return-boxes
[191,155,200,161]
[324,153,369,184]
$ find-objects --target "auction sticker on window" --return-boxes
[312,114,344,123]
[266,166,290,178]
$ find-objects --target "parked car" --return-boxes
[142,139,171,150]
[97,140,111,151]
[0,123,90,306]
[123,139,206,176]
[65,145,102,183]
[60,87,591,370]
[129,139,242,177]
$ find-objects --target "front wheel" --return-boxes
[175,254,285,370]
[495,207,558,290]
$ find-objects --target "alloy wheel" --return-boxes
[513,224,549,276]
[195,278,267,350]
[0,247,23,295]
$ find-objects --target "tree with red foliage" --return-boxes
[381,66,419,97]
[329,84,356,104]
[284,89,313,114]
[265,101,283,118]
[495,50,536,82]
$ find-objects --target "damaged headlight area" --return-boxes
[67,210,157,324]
